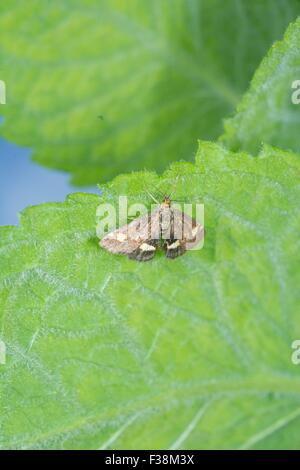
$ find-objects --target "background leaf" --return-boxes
[1,0,300,184]
[221,17,300,154]
[1,141,300,449]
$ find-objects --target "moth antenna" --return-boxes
[143,179,160,204]
[149,181,165,199]
[168,175,180,199]
[154,182,165,197]
[146,189,160,204]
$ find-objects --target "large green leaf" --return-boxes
[1,0,300,184]
[222,17,300,154]
[1,141,300,449]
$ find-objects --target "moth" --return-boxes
[100,195,204,261]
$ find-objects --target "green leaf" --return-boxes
[1,0,300,184]
[222,17,300,154]
[1,141,300,450]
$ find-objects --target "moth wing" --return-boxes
[100,207,160,255]
[171,208,204,249]
[128,242,157,262]
[165,239,186,259]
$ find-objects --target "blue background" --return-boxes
[0,131,96,226]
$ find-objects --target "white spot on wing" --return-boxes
[140,243,155,251]
[192,227,199,237]
[168,240,180,249]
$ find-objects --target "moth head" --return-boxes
[162,194,171,207]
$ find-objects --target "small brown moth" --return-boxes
[100,195,204,261]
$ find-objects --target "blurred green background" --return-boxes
[1,0,300,188]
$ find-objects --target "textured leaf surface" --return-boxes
[1,0,300,184]
[222,17,300,154]
[1,142,300,449]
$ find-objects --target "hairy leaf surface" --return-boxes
[0,142,299,449]
[222,17,300,154]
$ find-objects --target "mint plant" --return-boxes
[1,142,300,449]
[1,2,300,450]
